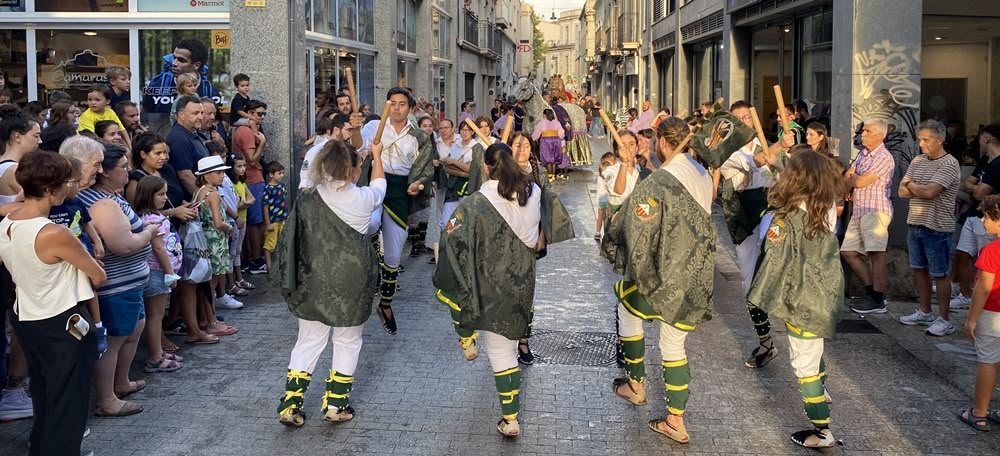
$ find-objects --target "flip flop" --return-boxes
[648,418,689,444]
[185,334,220,345]
[206,323,239,336]
[114,380,146,399]
[95,400,144,417]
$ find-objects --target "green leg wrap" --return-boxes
[819,358,827,386]
[494,367,521,420]
[799,368,831,428]
[380,262,399,303]
[747,302,772,341]
[620,334,646,383]
[662,359,691,416]
[447,305,475,339]
[417,222,428,244]
[278,369,311,415]
[322,370,354,410]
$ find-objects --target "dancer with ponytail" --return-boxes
[274,139,385,427]
[434,143,544,436]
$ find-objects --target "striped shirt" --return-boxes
[849,144,895,219]
[903,153,960,233]
[77,188,151,297]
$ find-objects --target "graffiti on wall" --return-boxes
[851,39,921,166]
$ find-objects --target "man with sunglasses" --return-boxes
[233,100,270,275]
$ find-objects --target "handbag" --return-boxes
[178,219,212,284]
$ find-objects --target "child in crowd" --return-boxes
[193,156,241,311]
[229,155,254,291]
[78,84,130,150]
[47,157,107,355]
[958,194,1000,431]
[594,152,616,241]
[205,141,246,299]
[262,161,288,271]
[133,176,184,373]
[105,66,131,107]
[170,72,200,126]
[747,152,846,448]
[230,74,252,127]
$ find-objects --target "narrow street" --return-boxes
[2,139,998,455]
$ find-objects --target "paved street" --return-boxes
[3,139,1000,455]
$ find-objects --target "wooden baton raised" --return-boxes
[373,101,392,146]
[500,114,514,143]
[463,118,492,145]
[345,67,359,114]
[749,107,770,152]
[772,85,792,137]
[598,108,624,150]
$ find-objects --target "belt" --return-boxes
[541,130,560,138]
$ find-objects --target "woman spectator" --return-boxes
[21,101,47,126]
[0,108,41,202]
[359,103,372,118]
[806,122,834,157]
[48,101,77,129]
[76,142,160,417]
[417,116,436,136]
[95,120,125,147]
[0,151,106,455]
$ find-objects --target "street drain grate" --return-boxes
[531,330,618,366]
[836,319,881,334]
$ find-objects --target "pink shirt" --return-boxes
[849,143,895,219]
[531,118,565,142]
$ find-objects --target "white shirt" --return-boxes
[360,120,420,176]
[299,135,331,189]
[316,178,387,234]
[436,134,461,160]
[720,139,776,191]
[662,153,713,214]
[455,138,477,164]
[601,162,640,207]
[479,180,542,248]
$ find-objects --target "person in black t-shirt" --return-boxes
[953,125,1000,306]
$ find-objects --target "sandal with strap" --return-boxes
[744,341,777,368]
[143,358,183,373]
[228,286,249,297]
[497,418,520,437]
[612,378,647,405]
[958,408,991,431]
[163,352,184,362]
[114,380,146,399]
[377,303,397,335]
[236,279,255,290]
[459,336,478,361]
[648,418,689,444]
[324,405,355,423]
[278,408,306,428]
[790,428,836,448]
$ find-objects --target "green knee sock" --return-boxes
[278,369,311,415]
[322,370,353,410]
[620,334,646,383]
[494,367,521,420]
[747,302,772,341]
[380,262,399,303]
[440,292,475,339]
[799,369,831,428]
[662,359,691,416]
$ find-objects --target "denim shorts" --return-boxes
[143,269,170,298]
[99,288,146,337]
[247,182,266,225]
[906,225,952,277]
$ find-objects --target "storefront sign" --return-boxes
[137,0,230,12]
[245,0,265,6]
[211,30,231,49]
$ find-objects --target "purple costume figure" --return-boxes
[532,109,568,179]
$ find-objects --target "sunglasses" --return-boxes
[255,111,267,117]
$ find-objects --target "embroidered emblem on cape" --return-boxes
[703,118,736,150]
[645,196,658,208]
[635,203,655,222]
[766,218,786,243]
[445,213,463,234]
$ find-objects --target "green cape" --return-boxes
[432,192,537,340]
[601,169,716,326]
[526,161,575,244]
[272,190,380,327]
[747,209,843,338]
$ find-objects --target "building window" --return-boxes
[397,0,416,53]
[0,30,27,104]
[37,29,130,104]
[433,10,452,60]
[798,9,832,107]
[311,0,373,44]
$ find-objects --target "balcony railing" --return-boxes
[617,12,640,48]
[463,9,479,45]
[479,22,501,58]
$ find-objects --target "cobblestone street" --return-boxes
[2,140,1000,455]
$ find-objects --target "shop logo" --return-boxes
[191,0,226,6]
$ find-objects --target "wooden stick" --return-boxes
[500,114,514,143]
[345,67,359,113]
[598,109,624,150]
[373,101,392,146]
[749,107,770,152]
[772,85,791,136]
[463,118,491,145]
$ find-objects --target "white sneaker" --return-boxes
[216,294,244,309]
[950,294,972,309]
[899,310,935,326]
[0,387,33,421]
[926,317,956,337]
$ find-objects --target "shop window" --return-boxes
[0,30,27,104]
[36,0,128,12]
[314,48,374,108]
[0,1,25,12]
[357,54,374,107]
[397,59,414,88]
[36,29,129,103]
[138,30,232,135]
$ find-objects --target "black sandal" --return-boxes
[517,341,535,365]
[743,341,777,368]
[377,303,397,335]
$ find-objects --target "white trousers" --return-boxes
[617,303,689,360]
[787,335,824,378]
[380,212,407,268]
[367,207,383,237]
[439,200,461,232]
[426,185,445,245]
[482,331,518,373]
[287,319,363,376]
